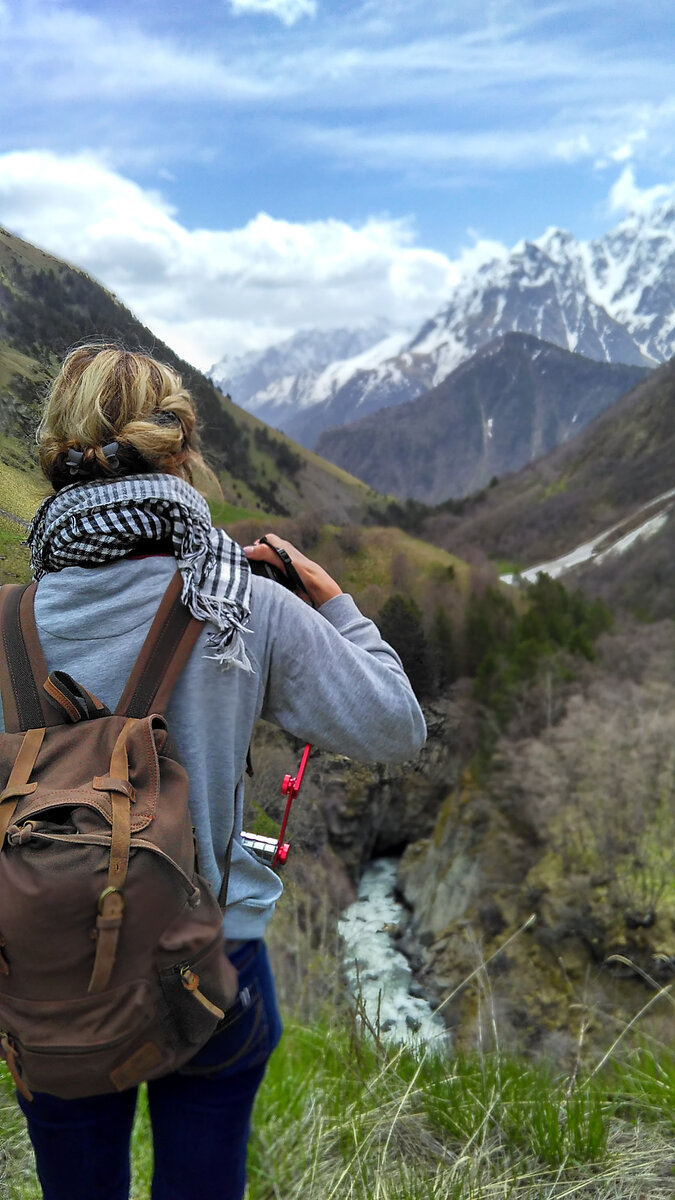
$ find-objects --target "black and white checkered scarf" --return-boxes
[27,474,253,672]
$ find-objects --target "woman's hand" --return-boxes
[243,533,342,608]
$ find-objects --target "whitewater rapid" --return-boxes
[338,857,448,1048]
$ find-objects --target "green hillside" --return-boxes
[0,226,385,525]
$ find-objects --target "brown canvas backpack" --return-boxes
[0,572,238,1101]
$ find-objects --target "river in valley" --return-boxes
[338,857,448,1048]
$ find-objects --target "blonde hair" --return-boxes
[37,344,204,488]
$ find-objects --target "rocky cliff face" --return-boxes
[317,699,463,882]
[250,625,675,1054]
[247,698,463,889]
[396,665,675,1054]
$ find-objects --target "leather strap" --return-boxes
[0,586,21,733]
[109,787,132,888]
[88,889,125,995]
[0,585,57,732]
[0,727,45,850]
[43,674,81,722]
[43,672,109,723]
[0,574,203,728]
[87,720,135,994]
[115,573,204,718]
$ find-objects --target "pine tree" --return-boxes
[428,605,457,690]
[377,594,432,697]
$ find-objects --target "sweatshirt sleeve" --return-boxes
[258,585,427,764]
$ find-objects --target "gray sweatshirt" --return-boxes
[1,556,426,938]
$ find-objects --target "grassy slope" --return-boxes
[0,439,469,611]
[0,226,385,526]
[214,391,385,524]
[0,440,49,583]
[321,525,468,603]
[1,1010,673,1199]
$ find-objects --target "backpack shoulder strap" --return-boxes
[0,583,61,731]
[115,571,204,718]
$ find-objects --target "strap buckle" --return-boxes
[98,886,124,915]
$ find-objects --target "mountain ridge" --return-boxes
[315,332,649,504]
[412,356,675,617]
[211,200,673,450]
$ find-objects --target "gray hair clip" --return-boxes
[66,449,84,476]
[101,441,119,469]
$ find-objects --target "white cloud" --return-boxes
[229,0,317,24]
[0,4,280,110]
[0,151,499,369]
[552,134,592,164]
[608,166,674,215]
[609,143,634,163]
[2,1,674,190]
[306,125,570,172]
[593,129,647,169]
[455,236,509,275]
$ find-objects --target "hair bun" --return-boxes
[152,410,181,427]
[37,344,202,490]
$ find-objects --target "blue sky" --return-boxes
[1,0,674,368]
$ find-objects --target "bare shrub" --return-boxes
[390,552,411,591]
[295,510,323,549]
[513,679,675,923]
[335,524,363,555]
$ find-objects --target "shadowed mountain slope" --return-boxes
[417,357,675,614]
[315,333,649,504]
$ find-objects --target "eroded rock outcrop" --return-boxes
[317,699,461,882]
[397,712,675,1055]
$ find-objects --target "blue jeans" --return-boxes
[18,940,282,1200]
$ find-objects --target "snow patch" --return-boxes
[307,330,412,408]
[501,489,675,586]
[596,512,669,561]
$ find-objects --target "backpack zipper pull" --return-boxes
[180,967,225,1020]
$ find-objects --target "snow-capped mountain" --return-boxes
[410,232,651,381]
[580,201,675,363]
[209,321,402,417]
[210,199,674,449]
